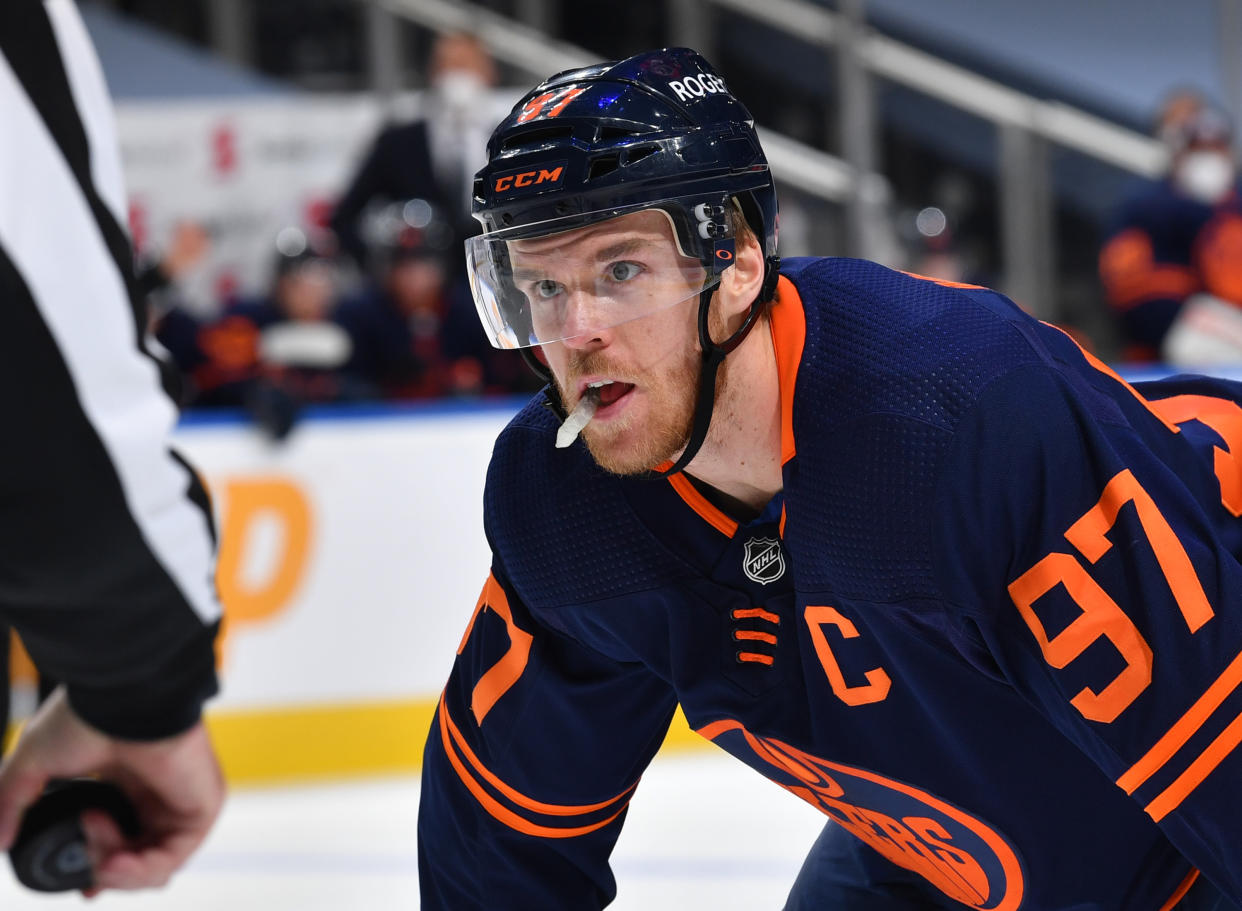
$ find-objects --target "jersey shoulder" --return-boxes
[783,256,1046,435]
[483,395,692,610]
[776,258,1127,603]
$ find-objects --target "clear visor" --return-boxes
[466,204,720,349]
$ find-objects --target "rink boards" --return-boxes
[154,399,696,785]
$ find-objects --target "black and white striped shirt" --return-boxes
[0,0,220,740]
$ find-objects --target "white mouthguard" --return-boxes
[555,393,599,448]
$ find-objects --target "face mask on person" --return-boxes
[434,70,487,112]
[1174,151,1236,204]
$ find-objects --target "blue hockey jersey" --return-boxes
[419,256,1242,910]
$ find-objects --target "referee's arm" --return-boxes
[0,0,224,892]
[0,0,220,738]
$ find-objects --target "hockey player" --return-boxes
[419,48,1242,909]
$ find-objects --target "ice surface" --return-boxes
[0,753,826,909]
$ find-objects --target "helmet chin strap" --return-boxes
[652,255,780,479]
[526,348,564,417]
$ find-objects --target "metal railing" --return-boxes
[706,0,1162,176]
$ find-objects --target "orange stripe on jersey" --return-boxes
[769,276,806,466]
[439,736,628,839]
[734,630,778,645]
[1145,708,1242,822]
[897,269,986,291]
[1042,322,1180,434]
[456,574,491,654]
[1158,869,1200,911]
[666,472,738,537]
[696,718,745,741]
[737,652,775,665]
[1117,647,1242,795]
[732,607,781,624]
[467,574,534,724]
[441,700,635,817]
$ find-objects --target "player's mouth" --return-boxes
[556,376,641,449]
[579,378,637,419]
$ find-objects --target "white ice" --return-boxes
[0,752,827,909]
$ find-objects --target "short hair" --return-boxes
[730,199,759,249]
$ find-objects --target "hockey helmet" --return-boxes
[466,47,779,350]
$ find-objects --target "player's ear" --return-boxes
[718,229,765,321]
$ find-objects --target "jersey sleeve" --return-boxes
[0,0,220,740]
[934,351,1242,903]
[418,565,677,910]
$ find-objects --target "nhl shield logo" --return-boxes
[743,537,785,585]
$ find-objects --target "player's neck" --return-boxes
[680,314,783,514]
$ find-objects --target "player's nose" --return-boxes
[559,289,610,350]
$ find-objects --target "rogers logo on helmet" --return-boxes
[493,163,567,195]
[668,74,730,102]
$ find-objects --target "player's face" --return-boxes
[509,211,715,474]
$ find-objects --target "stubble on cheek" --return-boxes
[583,361,697,474]
[548,299,730,476]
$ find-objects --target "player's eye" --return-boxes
[533,279,562,300]
[607,261,642,282]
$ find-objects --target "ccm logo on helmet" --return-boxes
[668,73,730,102]
[493,164,566,194]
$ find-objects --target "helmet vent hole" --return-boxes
[501,125,573,150]
[597,125,637,142]
[586,155,621,181]
[623,146,656,165]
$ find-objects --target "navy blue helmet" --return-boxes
[467,47,779,350]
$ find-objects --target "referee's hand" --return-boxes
[0,687,225,895]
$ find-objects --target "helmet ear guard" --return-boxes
[653,195,734,274]
[663,193,779,303]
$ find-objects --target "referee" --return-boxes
[0,0,224,894]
